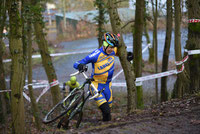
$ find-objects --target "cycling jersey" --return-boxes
[73,46,117,84]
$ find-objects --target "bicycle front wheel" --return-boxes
[43,90,84,124]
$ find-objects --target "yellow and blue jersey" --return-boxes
[73,46,117,84]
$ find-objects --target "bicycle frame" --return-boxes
[68,90,91,120]
[70,71,100,100]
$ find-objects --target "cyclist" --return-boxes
[63,76,80,95]
[59,76,80,129]
[73,32,133,121]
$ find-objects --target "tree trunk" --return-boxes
[148,0,155,63]
[152,0,158,103]
[107,0,136,113]
[185,0,200,93]
[174,0,182,98]
[161,0,173,102]
[144,2,154,63]
[32,1,61,105]
[133,0,145,109]
[0,41,7,126]
[8,0,25,133]
[95,0,106,48]
[173,0,189,98]
[27,21,42,130]
[0,0,8,125]
[23,0,41,129]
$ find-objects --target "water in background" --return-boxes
[32,29,188,94]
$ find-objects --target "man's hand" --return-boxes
[127,51,133,62]
[78,64,87,72]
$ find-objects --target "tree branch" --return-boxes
[121,20,135,29]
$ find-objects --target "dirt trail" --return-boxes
[68,95,200,134]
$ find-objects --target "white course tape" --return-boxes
[35,80,59,103]
[3,50,92,63]
[135,70,177,82]
[23,92,31,102]
[112,69,123,81]
[23,79,59,103]
[0,89,11,93]
[175,55,189,65]
[23,82,48,89]
[188,19,200,23]
[185,49,200,55]
[112,65,184,87]
[142,43,152,53]
[35,86,50,103]
[112,83,126,87]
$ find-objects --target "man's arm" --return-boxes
[62,81,69,91]
[73,49,100,70]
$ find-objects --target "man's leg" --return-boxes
[99,82,112,121]
[99,102,111,121]
[90,82,111,121]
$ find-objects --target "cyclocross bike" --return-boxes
[43,67,103,129]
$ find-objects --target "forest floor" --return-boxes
[47,93,200,134]
[1,91,200,134]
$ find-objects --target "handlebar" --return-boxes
[70,71,100,100]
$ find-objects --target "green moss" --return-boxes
[188,23,200,33]
[137,86,144,109]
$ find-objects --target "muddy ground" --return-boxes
[60,94,200,134]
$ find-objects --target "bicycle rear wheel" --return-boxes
[43,90,84,124]
[57,107,83,129]
[57,93,85,129]
[57,103,83,129]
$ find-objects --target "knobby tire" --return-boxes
[43,90,84,124]
[57,95,84,129]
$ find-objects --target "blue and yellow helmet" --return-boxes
[102,32,119,47]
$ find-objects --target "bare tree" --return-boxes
[107,0,136,113]
[144,1,154,63]
[94,0,106,48]
[161,0,173,102]
[133,0,145,108]
[32,0,61,105]
[27,21,41,130]
[173,0,189,98]
[151,0,158,103]
[185,0,200,93]
[0,0,8,126]
[22,0,41,129]
[8,0,25,133]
